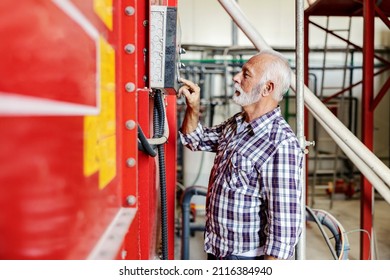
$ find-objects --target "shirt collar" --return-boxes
[234,106,281,135]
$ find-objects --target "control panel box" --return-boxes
[150,5,180,94]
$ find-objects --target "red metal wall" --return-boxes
[119,0,177,260]
[0,0,177,260]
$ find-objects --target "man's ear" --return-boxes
[262,81,274,96]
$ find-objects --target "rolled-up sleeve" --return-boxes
[179,122,224,153]
[262,139,304,259]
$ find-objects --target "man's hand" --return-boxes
[178,78,200,113]
[178,78,201,134]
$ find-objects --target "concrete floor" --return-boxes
[175,194,390,260]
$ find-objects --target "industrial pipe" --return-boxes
[297,79,390,195]
[295,0,306,260]
[180,186,207,260]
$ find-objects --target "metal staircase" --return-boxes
[310,16,352,208]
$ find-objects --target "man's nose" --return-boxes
[233,72,241,83]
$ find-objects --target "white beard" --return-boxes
[232,84,261,107]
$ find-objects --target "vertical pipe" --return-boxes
[295,0,306,260]
[180,186,207,260]
[181,192,191,260]
[361,0,375,260]
[231,0,238,45]
[304,11,311,208]
[349,51,355,132]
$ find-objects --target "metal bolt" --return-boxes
[124,6,135,16]
[125,82,135,92]
[126,195,137,206]
[126,158,136,167]
[143,75,148,82]
[306,140,316,147]
[125,120,136,130]
[124,44,135,54]
[121,250,127,259]
[179,47,186,54]
[99,251,108,257]
[143,20,148,27]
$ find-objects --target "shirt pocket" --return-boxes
[229,153,255,191]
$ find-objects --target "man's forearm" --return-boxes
[181,108,199,134]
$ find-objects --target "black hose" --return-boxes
[157,144,167,259]
[137,89,168,259]
[137,125,157,157]
[154,91,168,260]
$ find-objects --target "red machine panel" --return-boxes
[0,0,121,259]
[0,0,101,109]
[0,0,178,260]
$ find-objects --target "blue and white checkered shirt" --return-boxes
[180,107,303,259]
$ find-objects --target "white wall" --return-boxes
[178,0,390,48]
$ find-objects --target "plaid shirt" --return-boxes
[180,107,303,259]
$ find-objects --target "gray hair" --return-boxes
[255,49,292,102]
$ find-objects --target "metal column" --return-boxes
[295,0,306,260]
[120,0,147,260]
[361,0,375,260]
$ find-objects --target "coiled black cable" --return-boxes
[153,90,168,260]
[136,90,168,259]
